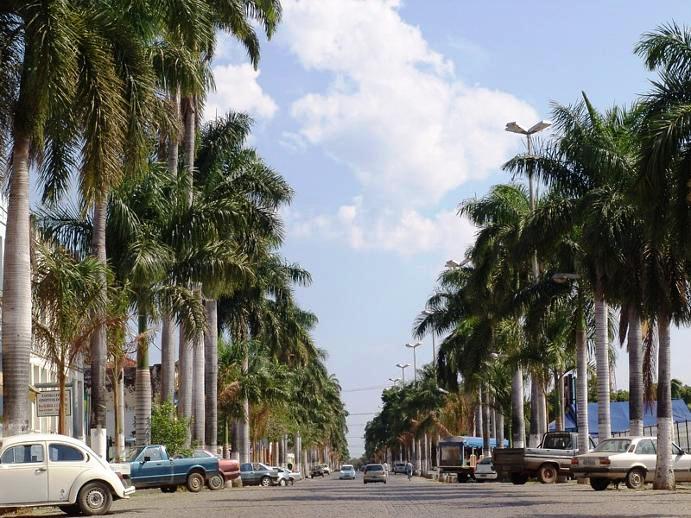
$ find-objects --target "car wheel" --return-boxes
[58,504,82,516]
[537,464,558,484]
[510,473,529,485]
[77,482,112,516]
[589,478,609,491]
[207,473,225,491]
[279,479,287,487]
[186,472,204,493]
[625,468,646,490]
[160,485,178,493]
[260,476,271,487]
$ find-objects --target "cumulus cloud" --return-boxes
[286,198,478,258]
[204,63,278,121]
[280,0,538,208]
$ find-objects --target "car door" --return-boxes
[138,446,172,487]
[672,443,691,482]
[47,442,87,503]
[634,439,657,478]
[0,442,49,505]
[240,463,255,483]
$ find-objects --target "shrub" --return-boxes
[151,401,192,457]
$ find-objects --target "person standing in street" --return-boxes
[405,461,413,480]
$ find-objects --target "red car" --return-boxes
[191,450,240,489]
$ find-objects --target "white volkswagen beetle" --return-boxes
[0,434,134,515]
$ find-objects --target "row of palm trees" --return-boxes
[1,0,348,464]
[366,22,690,490]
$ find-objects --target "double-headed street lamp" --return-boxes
[395,363,410,383]
[405,341,423,383]
[388,377,401,386]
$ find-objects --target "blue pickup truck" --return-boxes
[115,445,222,493]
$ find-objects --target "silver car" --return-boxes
[339,464,356,480]
[571,436,691,490]
[363,464,387,484]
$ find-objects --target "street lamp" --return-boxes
[395,363,410,383]
[445,258,471,269]
[405,341,423,383]
[388,377,401,386]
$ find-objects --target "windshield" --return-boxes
[127,447,145,462]
[342,465,354,470]
[366,465,383,471]
[479,457,492,465]
[593,439,631,453]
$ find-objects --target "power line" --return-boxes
[342,384,387,393]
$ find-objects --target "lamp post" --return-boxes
[396,363,410,383]
[405,341,423,383]
[506,120,551,448]
[388,377,401,386]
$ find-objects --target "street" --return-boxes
[20,475,691,518]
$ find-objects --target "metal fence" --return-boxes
[611,420,690,453]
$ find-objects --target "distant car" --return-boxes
[571,436,691,490]
[363,463,387,484]
[310,465,326,478]
[321,464,331,475]
[339,464,356,480]
[392,461,407,474]
[240,463,281,487]
[474,457,497,482]
[190,450,240,489]
[0,433,134,516]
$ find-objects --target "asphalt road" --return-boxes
[22,474,691,518]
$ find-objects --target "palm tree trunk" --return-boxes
[177,321,193,442]
[654,313,674,490]
[496,412,505,448]
[554,371,563,431]
[135,313,152,446]
[575,293,589,454]
[192,331,205,446]
[529,374,540,446]
[113,366,125,461]
[89,196,108,456]
[204,300,218,451]
[511,367,525,448]
[58,365,67,435]
[481,385,490,457]
[628,307,644,436]
[160,316,175,402]
[595,282,611,439]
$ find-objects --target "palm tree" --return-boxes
[32,243,113,435]
[635,24,691,490]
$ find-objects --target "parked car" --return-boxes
[474,457,497,482]
[271,467,295,486]
[240,463,281,486]
[189,450,240,488]
[114,445,221,493]
[310,465,326,478]
[571,436,691,490]
[363,464,387,484]
[0,433,134,516]
[493,432,594,484]
[392,461,407,474]
[339,464,356,480]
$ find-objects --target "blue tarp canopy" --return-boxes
[440,436,509,448]
[548,399,691,436]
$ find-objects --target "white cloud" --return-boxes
[204,63,278,121]
[280,0,537,208]
[286,198,477,258]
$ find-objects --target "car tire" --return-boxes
[186,472,205,493]
[207,473,225,491]
[260,476,271,487]
[589,478,609,491]
[77,482,112,516]
[160,485,178,493]
[625,468,646,490]
[510,473,529,485]
[58,504,82,516]
[537,464,558,484]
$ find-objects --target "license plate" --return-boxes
[583,458,596,466]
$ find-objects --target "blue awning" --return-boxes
[549,399,691,435]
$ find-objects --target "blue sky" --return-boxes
[206,0,691,457]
